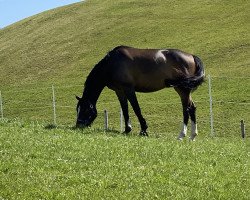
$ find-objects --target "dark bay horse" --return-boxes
[76,46,205,140]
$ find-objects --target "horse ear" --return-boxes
[76,96,81,101]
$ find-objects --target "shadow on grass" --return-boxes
[43,123,126,137]
[44,124,57,130]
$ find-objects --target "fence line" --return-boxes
[10,106,52,111]
[213,101,250,105]
[0,75,249,137]
[2,76,249,94]
[2,75,249,93]
[0,85,83,95]
[2,86,52,94]
[3,106,242,127]
[4,100,52,105]
[211,76,250,79]
[3,98,249,110]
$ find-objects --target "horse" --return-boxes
[76,46,205,140]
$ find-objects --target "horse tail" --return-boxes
[165,55,205,90]
[188,55,205,90]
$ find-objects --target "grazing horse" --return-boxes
[76,46,205,140]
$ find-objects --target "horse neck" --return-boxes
[82,63,106,105]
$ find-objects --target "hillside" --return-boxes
[0,0,249,86]
[0,0,249,136]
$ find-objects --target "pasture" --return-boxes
[0,120,249,199]
[0,0,250,199]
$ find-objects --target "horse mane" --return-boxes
[84,60,104,88]
[82,46,129,101]
[82,54,109,101]
[84,46,125,89]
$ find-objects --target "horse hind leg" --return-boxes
[175,87,191,140]
[178,104,189,140]
[189,102,198,141]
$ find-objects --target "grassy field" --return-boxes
[0,0,250,199]
[0,0,249,137]
[0,120,249,199]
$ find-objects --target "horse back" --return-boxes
[106,46,199,92]
[111,46,195,73]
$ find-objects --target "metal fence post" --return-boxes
[0,91,3,120]
[52,85,57,125]
[208,75,214,136]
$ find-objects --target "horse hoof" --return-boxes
[125,125,132,133]
[140,130,148,137]
[177,132,186,140]
[189,134,197,141]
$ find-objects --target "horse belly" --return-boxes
[134,74,166,92]
[108,63,171,92]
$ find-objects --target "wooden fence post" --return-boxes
[241,120,245,139]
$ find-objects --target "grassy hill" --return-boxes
[0,0,250,135]
[0,0,249,85]
[0,1,250,199]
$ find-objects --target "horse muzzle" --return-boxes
[75,119,90,128]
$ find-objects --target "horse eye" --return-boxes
[90,104,93,109]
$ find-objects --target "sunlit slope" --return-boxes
[0,0,249,87]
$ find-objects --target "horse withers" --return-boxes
[76,46,205,140]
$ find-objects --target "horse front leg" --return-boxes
[124,89,148,136]
[115,91,132,133]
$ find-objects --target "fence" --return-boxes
[0,75,249,138]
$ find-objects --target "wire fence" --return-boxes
[0,75,249,138]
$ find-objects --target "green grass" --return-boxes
[0,120,249,199]
[0,0,249,137]
[0,0,250,199]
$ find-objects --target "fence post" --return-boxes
[104,110,108,131]
[208,75,214,137]
[120,108,123,133]
[52,85,57,125]
[0,91,3,120]
[241,120,245,139]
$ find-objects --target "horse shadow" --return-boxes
[44,123,124,136]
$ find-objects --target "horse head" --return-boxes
[75,96,97,128]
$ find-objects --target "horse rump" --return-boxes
[165,55,205,90]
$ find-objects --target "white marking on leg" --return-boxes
[190,120,198,141]
[178,123,187,140]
